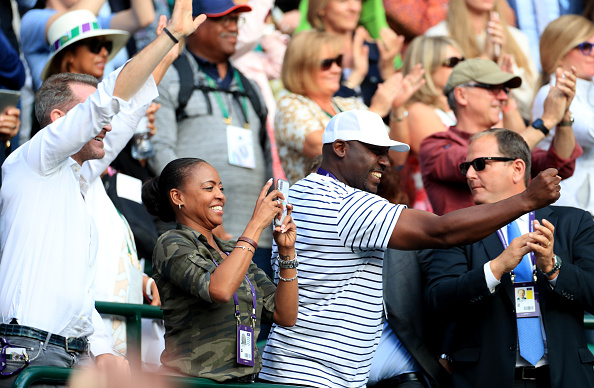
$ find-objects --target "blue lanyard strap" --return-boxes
[212,250,258,327]
[496,211,537,283]
[316,167,339,181]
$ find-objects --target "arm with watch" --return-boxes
[529,68,583,178]
[522,67,577,150]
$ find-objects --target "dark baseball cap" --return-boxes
[443,58,522,95]
[192,0,252,18]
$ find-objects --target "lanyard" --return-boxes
[322,101,343,119]
[212,251,258,327]
[316,167,338,180]
[496,211,537,283]
[203,70,250,129]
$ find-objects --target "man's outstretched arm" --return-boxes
[389,168,561,250]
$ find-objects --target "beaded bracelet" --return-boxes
[234,245,254,254]
[279,269,298,282]
[238,236,258,250]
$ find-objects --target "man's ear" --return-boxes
[453,86,468,107]
[511,159,526,185]
[333,140,348,158]
[49,109,64,123]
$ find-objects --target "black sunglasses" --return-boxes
[459,156,515,175]
[320,55,343,71]
[575,41,594,56]
[84,38,113,55]
[462,82,510,95]
[442,56,465,68]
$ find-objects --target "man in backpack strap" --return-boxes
[149,0,274,261]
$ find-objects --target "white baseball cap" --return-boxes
[323,110,410,152]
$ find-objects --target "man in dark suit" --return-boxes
[426,128,594,388]
[366,249,451,388]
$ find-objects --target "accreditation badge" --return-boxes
[514,282,540,318]
[237,324,254,366]
[227,125,256,169]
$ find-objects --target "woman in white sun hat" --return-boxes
[42,9,130,80]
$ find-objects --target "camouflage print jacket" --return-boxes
[153,224,276,381]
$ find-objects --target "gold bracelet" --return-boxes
[234,245,254,254]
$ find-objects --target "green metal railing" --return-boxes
[95,301,163,370]
[10,304,594,388]
[12,367,302,388]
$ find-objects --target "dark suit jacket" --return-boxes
[383,249,450,387]
[425,206,594,388]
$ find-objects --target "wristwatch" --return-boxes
[558,115,574,127]
[531,118,550,136]
[542,255,562,277]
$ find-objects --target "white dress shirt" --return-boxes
[0,65,157,356]
[533,76,594,215]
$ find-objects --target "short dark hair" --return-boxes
[142,158,207,222]
[472,128,531,186]
[35,72,98,128]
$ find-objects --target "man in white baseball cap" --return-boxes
[260,109,563,387]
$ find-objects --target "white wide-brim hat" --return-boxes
[323,110,410,152]
[41,9,130,81]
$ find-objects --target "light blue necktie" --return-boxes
[508,220,545,366]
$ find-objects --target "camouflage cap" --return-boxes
[444,58,522,95]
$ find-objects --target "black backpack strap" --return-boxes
[172,54,195,121]
[236,71,268,152]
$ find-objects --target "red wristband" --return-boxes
[238,236,258,250]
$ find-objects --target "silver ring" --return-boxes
[277,199,282,205]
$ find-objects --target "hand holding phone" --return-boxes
[274,179,289,227]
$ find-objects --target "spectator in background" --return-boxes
[302,0,402,108]
[149,0,274,268]
[231,0,288,182]
[507,0,583,71]
[425,0,537,122]
[533,15,594,216]
[41,10,129,82]
[395,35,462,211]
[274,30,423,184]
[20,0,154,91]
[419,58,581,215]
[0,29,24,183]
[295,0,389,39]
[383,0,448,43]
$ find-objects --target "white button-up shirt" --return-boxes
[0,65,157,356]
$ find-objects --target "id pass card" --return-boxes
[227,125,256,169]
[237,324,254,366]
[515,283,540,318]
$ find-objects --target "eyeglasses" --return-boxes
[210,14,245,28]
[461,82,510,96]
[320,55,343,71]
[575,41,594,56]
[84,38,113,55]
[442,56,465,68]
[459,156,515,175]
